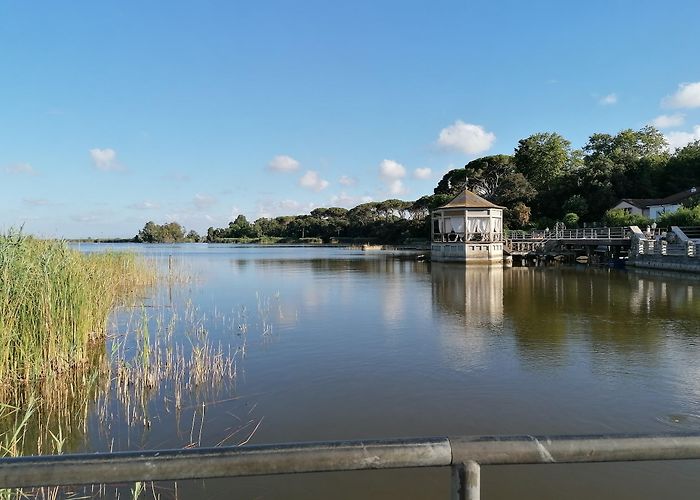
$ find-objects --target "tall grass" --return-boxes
[0,230,156,393]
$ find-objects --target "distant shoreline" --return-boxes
[68,239,430,251]
[68,237,429,248]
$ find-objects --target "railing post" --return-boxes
[451,461,480,500]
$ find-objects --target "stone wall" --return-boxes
[628,254,700,273]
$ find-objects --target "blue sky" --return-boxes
[2,0,700,238]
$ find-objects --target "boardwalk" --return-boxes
[504,226,641,256]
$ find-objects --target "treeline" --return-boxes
[139,127,700,244]
[135,221,201,243]
[435,127,700,229]
[205,202,440,244]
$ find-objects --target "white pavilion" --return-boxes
[431,189,505,263]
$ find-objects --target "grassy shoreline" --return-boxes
[0,231,156,393]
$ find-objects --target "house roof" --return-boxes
[619,198,662,209]
[437,189,505,210]
[619,187,698,209]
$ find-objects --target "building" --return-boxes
[612,187,698,219]
[431,189,504,263]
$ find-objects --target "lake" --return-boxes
[71,244,700,498]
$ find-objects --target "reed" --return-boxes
[0,230,156,393]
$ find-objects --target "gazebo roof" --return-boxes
[436,189,505,210]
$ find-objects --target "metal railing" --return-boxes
[638,238,698,257]
[505,239,551,254]
[3,433,700,499]
[507,227,633,241]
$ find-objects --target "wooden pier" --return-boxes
[502,226,657,265]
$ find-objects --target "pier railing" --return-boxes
[3,433,700,499]
[637,226,700,257]
[507,226,634,241]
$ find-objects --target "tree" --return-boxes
[514,132,579,191]
[348,202,380,227]
[253,217,283,237]
[582,126,668,200]
[578,127,669,220]
[664,140,700,193]
[462,155,515,199]
[376,199,412,220]
[137,221,159,243]
[562,195,589,217]
[226,215,256,238]
[493,172,537,207]
[310,207,349,219]
[136,221,186,243]
[434,169,469,196]
[507,202,531,228]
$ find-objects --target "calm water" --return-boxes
[76,244,700,499]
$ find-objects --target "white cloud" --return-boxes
[89,148,123,172]
[267,155,300,172]
[339,175,356,186]
[193,193,217,210]
[4,163,37,175]
[437,120,495,155]
[413,167,432,179]
[379,159,406,179]
[299,170,329,191]
[377,160,409,196]
[649,113,685,129]
[329,192,373,208]
[128,201,160,210]
[665,125,700,151]
[599,93,618,105]
[663,82,700,109]
[387,179,408,196]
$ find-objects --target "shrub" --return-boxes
[602,209,652,228]
[563,213,580,227]
[656,206,700,227]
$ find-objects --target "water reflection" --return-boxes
[431,266,700,372]
[431,263,503,326]
[430,264,504,372]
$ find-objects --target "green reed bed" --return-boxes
[0,231,156,392]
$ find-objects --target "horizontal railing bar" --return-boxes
[0,437,452,489]
[450,433,700,465]
[2,433,700,489]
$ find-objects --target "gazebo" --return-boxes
[431,189,504,263]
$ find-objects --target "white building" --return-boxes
[431,189,504,263]
[612,187,698,219]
